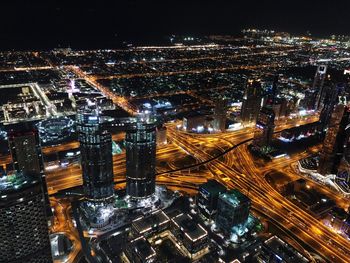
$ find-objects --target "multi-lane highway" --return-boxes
[166,121,350,262]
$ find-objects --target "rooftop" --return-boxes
[219,189,250,207]
[0,171,38,195]
[263,235,309,263]
[199,179,226,196]
[172,213,208,242]
[132,210,170,234]
[129,237,156,261]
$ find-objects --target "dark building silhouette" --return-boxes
[197,179,226,220]
[76,106,114,200]
[319,84,345,131]
[125,120,157,199]
[253,106,276,148]
[0,171,53,263]
[241,79,263,125]
[7,127,51,215]
[313,65,327,110]
[318,102,350,175]
[213,96,227,132]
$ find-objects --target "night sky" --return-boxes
[0,0,349,50]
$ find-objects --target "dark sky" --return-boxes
[0,0,349,50]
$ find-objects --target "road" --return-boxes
[166,122,350,262]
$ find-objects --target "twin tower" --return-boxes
[76,105,157,201]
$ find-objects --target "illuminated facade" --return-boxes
[125,120,157,199]
[253,106,275,148]
[0,171,52,263]
[7,127,50,215]
[215,189,251,236]
[197,179,226,220]
[240,79,263,125]
[76,106,114,200]
[313,65,327,110]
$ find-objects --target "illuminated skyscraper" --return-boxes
[8,128,43,175]
[0,171,53,263]
[253,106,275,148]
[251,75,277,149]
[265,75,278,107]
[318,101,350,175]
[76,106,114,200]
[336,124,350,192]
[319,83,345,131]
[240,79,263,125]
[197,180,226,220]
[125,118,157,199]
[313,65,327,110]
[7,127,50,215]
[215,189,251,236]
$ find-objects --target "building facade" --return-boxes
[197,179,226,220]
[76,106,114,200]
[241,79,263,125]
[0,171,53,263]
[253,106,276,148]
[125,121,157,199]
[216,189,251,236]
[318,103,350,175]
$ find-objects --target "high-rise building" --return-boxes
[318,102,350,175]
[251,75,277,149]
[265,75,278,107]
[240,79,263,125]
[313,65,327,110]
[0,171,53,263]
[319,84,345,131]
[215,189,251,236]
[156,125,167,146]
[8,129,43,174]
[125,119,157,199]
[197,180,226,220]
[76,106,114,200]
[7,127,50,215]
[253,106,276,148]
[213,96,227,132]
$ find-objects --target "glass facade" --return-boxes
[77,107,114,200]
[125,122,157,199]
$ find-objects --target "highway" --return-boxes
[166,122,350,262]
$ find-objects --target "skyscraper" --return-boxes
[7,127,50,215]
[319,83,345,131]
[0,171,53,263]
[313,65,327,110]
[251,75,277,149]
[253,106,276,148]
[197,179,226,220]
[125,119,157,199]
[215,189,251,236]
[240,79,263,125]
[265,75,278,107]
[76,106,114,200]
[213,96,227,132]
[8,128,43,175]
[318,101,350,175]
